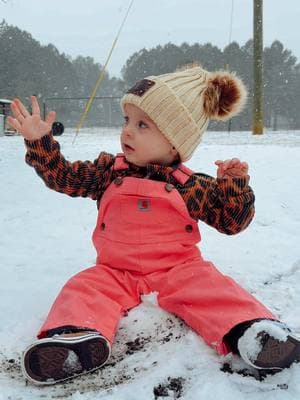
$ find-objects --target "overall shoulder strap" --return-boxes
[113,153,129,171]
[171,164,194,185]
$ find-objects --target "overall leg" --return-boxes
[23,265,141,385]
[38,264,141,343]
[151,259,275,355]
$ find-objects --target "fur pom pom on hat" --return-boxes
[202,71,247,120]
[121,65,247,161]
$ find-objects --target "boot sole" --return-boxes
[254,334,300,370]
[22,334,111,385]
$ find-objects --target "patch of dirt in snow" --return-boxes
[0,352,23,381]
[0,315,188,399]
[153,376,186,399]
[220,354,291,391]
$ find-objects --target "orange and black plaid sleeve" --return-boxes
[180,173,255,235]
[24,133,115,201]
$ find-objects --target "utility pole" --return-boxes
[253,0,263,135]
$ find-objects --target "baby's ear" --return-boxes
[170,145,180,160]
[203,71,247,121]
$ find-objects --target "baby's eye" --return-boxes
[138,120,148,129]
[123,116,129,126]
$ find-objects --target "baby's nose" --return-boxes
[123,127,134,137]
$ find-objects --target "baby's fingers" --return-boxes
[230,158,241,167]
[6,116,22,132]
[222,159,232,170]
[11,101,25,123]
[14,98,30,118]
[45,111,56,126]
[241,162,249,173]
[31,96,40,115]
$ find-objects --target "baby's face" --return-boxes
[120,104,178,167]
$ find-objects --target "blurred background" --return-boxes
[0,0,299,131]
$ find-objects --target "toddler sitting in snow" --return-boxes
[8,65,300,385]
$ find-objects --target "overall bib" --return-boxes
[38,155,274,355]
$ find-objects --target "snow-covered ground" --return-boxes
[0,129,300,400]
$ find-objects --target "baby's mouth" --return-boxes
[124,143,134,151]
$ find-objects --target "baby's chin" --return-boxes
[128,160,148,167]
[123,153,147,167]
[122,149,174,167]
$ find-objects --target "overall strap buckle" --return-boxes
[171,164,194,185]
[113,153,129,171]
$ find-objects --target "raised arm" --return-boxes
[7,97,115,200]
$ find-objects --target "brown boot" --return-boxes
[22,332,111,385]
[238,321,300,370]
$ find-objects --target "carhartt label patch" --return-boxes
[138,199,151,211]
[127,79,155,97]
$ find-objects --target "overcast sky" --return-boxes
[1,0,300,77]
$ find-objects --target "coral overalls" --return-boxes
[38,155,274,355]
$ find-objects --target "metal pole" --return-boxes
[253,0,263,135]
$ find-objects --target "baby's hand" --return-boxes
[215,158,249,179]
[7,96,56,141]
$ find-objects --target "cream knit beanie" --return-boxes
[121,65,247,161]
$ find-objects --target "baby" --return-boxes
[8,65,300,385]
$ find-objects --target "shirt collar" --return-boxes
[125,159,179,179]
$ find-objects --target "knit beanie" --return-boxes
[121,65,247,161]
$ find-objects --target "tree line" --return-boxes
[0,20,124,127]
[1,20,299,130]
